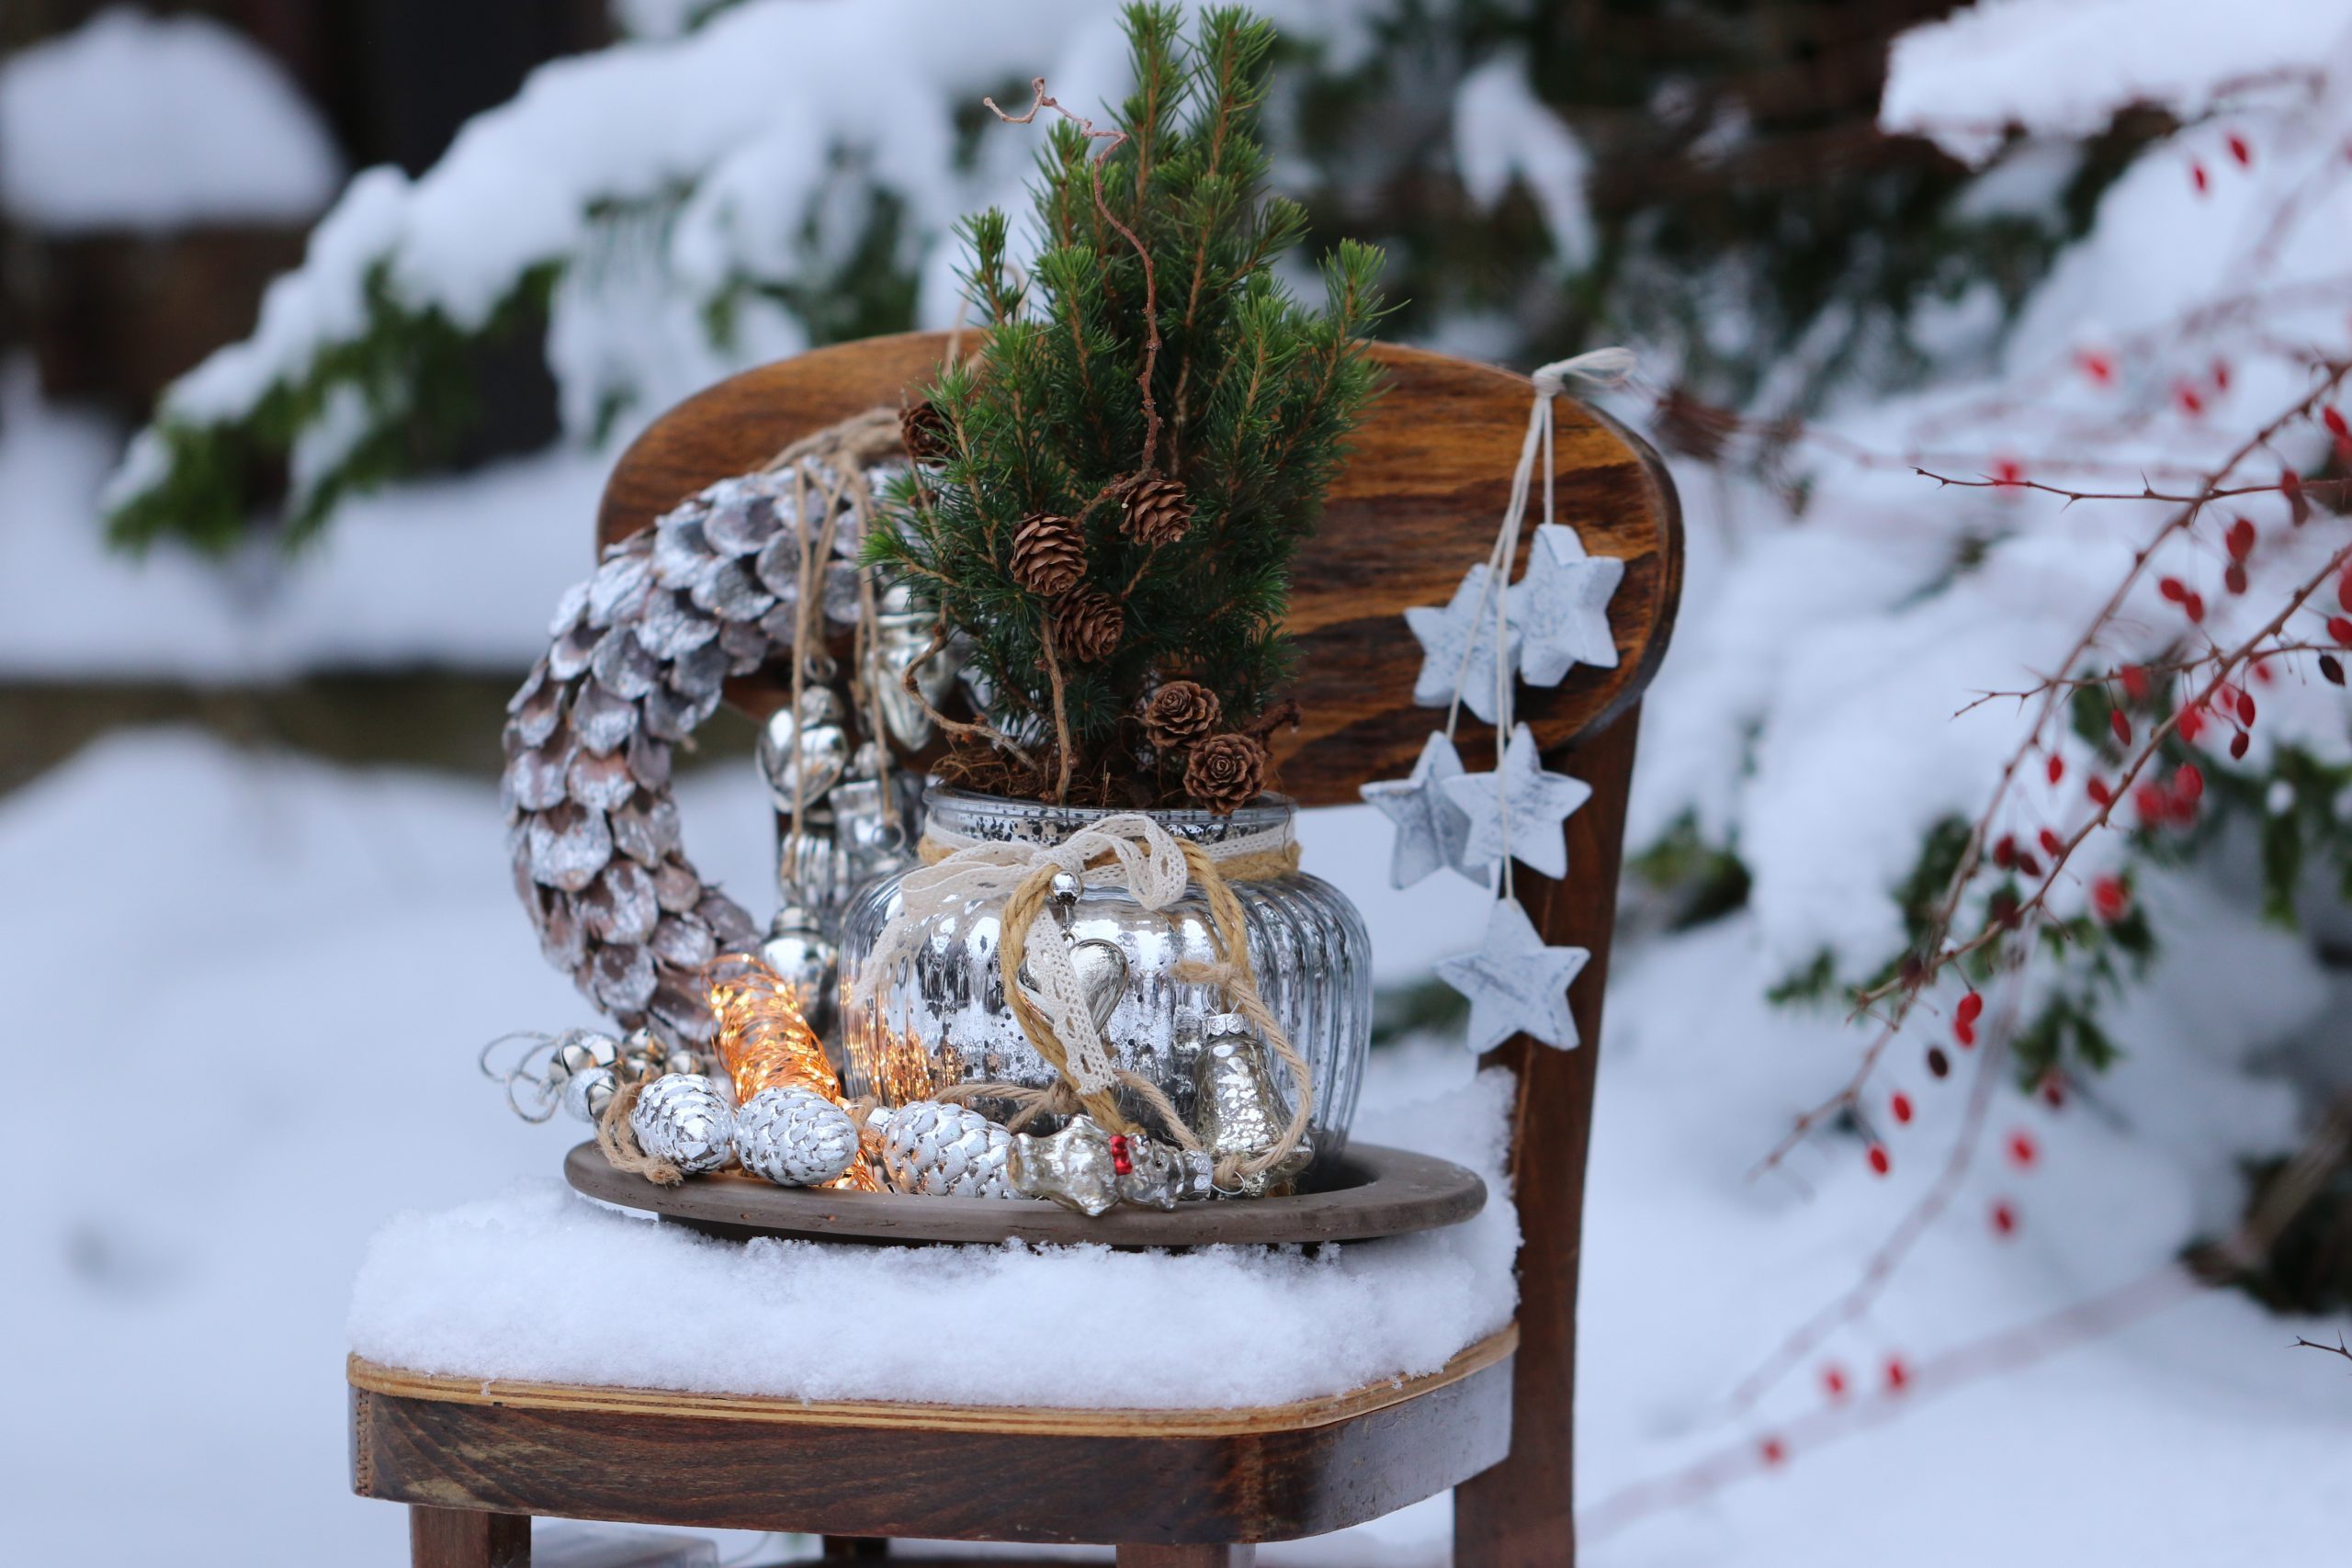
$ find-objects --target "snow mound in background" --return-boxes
[0,7,342,231]
[1881,0,2340,164]
[348,1070,1518,1409]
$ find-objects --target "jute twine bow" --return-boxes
[594,1070,684,1187]
[858,813,1317,1190]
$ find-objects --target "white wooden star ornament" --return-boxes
[1438,896,1590,1053]
[1406,563,1520,725]
[1514,523,1623,685]
[1359,731,1488,887]
[1442,722,1593,880]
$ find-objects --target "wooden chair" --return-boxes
[348,333,1682,1568]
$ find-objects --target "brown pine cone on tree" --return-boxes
[900,400,953,463]
[1120,475,1193,545]
[1053,589,1125,664]
[1142,680,1221,750]
[1183,732,1266,814]
[1011,513,1087,596]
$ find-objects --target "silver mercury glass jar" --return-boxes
[835,786,1373,1178]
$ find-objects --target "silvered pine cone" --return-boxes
[1010,513,1087,597]
[735,1087,859,1187]
[630,1073,735,1174]
[1053,589,1125,664]
[876,1100,1017,1199]
[1120,475,1193,545]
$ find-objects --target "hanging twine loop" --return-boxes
[858,814,1314,1182]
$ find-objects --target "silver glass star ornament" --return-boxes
[1514,524,1623,686]
[1406,563,1521,725]
[1442,723,1593,879]
[1361,731,1491,888]
[1438,896,1590,1053]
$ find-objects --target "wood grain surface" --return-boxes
[560,1138,1483,1248]
[350,1329,1515,1545]
[595,333,1680,805]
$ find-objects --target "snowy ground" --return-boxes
[3,728,2346,1566]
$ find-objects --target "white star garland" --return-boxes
[1443,722,1593,881]
[1516,523,1623,685]
[1359,731,1487,888]
[1365,350,1634,1055]
[1437,896,1589,1053]
[1406,563,1520,725]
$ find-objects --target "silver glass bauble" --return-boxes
[837,787,1372,1179]
[869,580,963,750]
[759,905,841,1037]
[756,686,851,808]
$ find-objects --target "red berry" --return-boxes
[2092,874,2129,921]
[2191,160,2210,193]
[2227,132,2252,167]
[2327,408,2349,440]
[2176,763,2204,804]
[1954,1019,1977,1049]
[2338,569,2352,612]
[1867,1144,1891,1176]
[1823,1364,1849,1400]
[2016,850,2043,878]
[2227,517,2257,559]
[2120,665,2150,703]
[2077,350,2115,387]
[2132,782,2167,822]
[1991,1200,2018,1236]
[2109,709,2132,746]
[2253,657,2275,686]
[2184,592,2207,624]
[2039,827,2064,857]
[2231,729,2251,761]
[1992,833,2018,869]
[2087,777,2113,807]
[2327,616,2352,645]
[1885,1356,1911,1392]
[2286,468,2311,525]
[2224,563,2248,596]
[2323,655,2346,687]
[1995,457,2024,487]
[2008,1130,2040,1168]
[2212,357,2233,392]
[2158,576,2188,603]
[1957,991,1984,1025]
[2237,689,2257,725]
[2041,1075,2067,1109]
[1761,1436,1788,1466]
[1892,1091,1915,1125]
[2046,753,2065,785]
[2177,384,2205,417]
[2179,706,2207,744]
[1926,1046,1951,1078]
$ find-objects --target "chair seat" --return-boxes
[348,1326,1516,1548]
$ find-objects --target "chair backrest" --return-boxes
[597,332,1682,1564]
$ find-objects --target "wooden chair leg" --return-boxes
[1114,1548,1254,1567]
[410,1506,529,1568]
[1453,712,1642,1568]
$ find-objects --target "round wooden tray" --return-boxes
[563,1139,1485,1248]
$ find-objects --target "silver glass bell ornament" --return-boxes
[1193,1012,1315,1198]
[868,579,965,750]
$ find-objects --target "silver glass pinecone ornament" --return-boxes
[871,1100,1016,1199]
[630,1073,735,1175]
[735,1087,858,1187]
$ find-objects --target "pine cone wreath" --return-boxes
[900,400,954,463]
[1142,680,1221,750]
[1054,589,1125,663]
[1011,513,1087,597]
[1120,475,1193,545]
[1183,732,1266,814]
